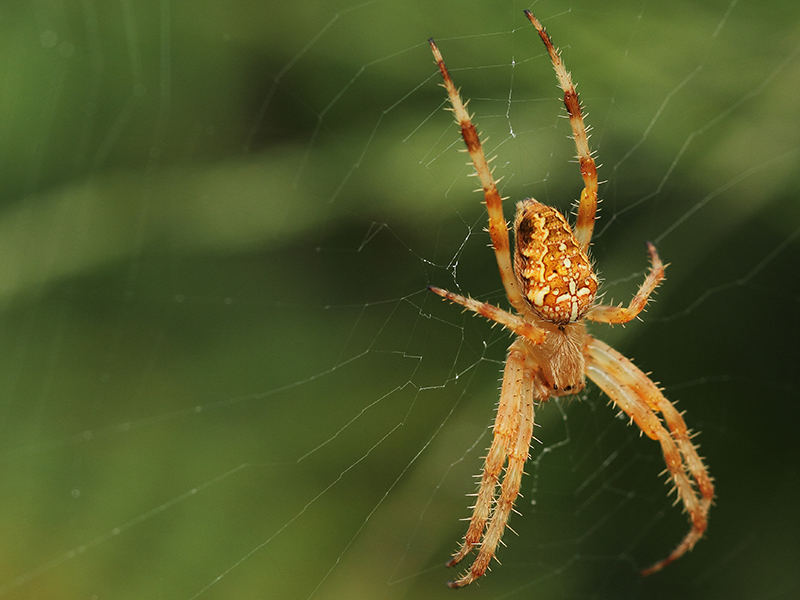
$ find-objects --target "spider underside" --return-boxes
[428,11,714,589]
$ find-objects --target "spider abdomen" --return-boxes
[513,199,598,325]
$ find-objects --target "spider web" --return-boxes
[1,0,799,599]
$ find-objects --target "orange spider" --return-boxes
[427,11,714,588]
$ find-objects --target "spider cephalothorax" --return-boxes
[427,10,714,589]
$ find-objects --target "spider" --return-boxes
[427,11,714,588]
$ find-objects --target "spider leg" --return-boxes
[446,341,525,574]
[525,11,598,252]
[586,242,666,324]
[584,336,714,575]
[429,286,546,345]
[448,340,542,588]
[429,39,528,313]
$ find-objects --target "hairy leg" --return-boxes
[429,286,546,345]
[586,243,665,324]
[449,342,542,587]
[428,39,527,313]
[585,336,713,574]
[525,11,598,251]
[447,340,526,573]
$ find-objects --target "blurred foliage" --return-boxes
[0,0,798,599]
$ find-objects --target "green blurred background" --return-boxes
[0,0,798,598]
